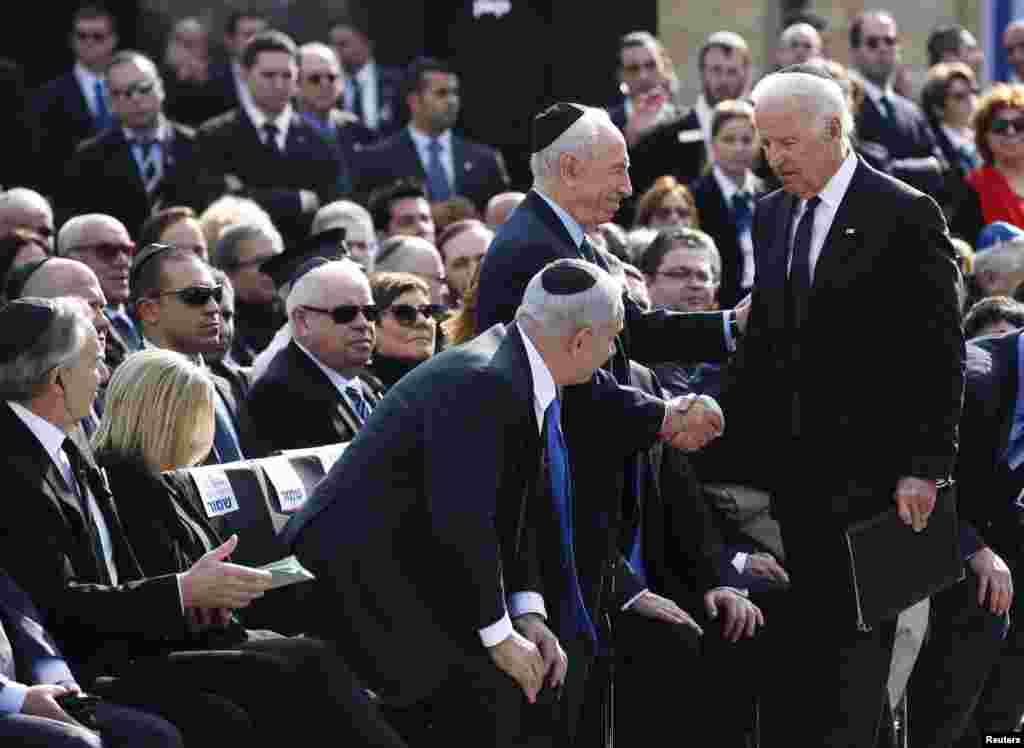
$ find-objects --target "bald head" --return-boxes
[778,23,823,67]
[57,214,133,304]
[485,191,526,228]
[0,188,54,248]
[298,42,343,116]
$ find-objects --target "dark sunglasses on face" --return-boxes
[385,304,447,327]
[864,35,898,50]
[990,116,1024,135]
[154,284,224,306]
[306,72,340,85]
[70,241,136,262]
[301,304,380,324]
[74,30,110,43]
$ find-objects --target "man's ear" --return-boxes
[567,326,593,359]
[559,152,580,185]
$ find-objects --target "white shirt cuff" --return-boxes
[35,658,76,688]
[479,611,515,648]
[732,552,749,574]
[176,573,185,614]
[0,681,28,715]
[723,313,736,352]
[622,588,649,611]
[509,591,547,619]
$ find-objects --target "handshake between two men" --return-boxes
[488,390,764,704]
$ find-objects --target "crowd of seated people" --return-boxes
[4,2,1024,746]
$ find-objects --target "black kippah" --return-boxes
[541,262,597,295]
[290,256,332,286]
[0,298,55,362]
[532,102,586,153]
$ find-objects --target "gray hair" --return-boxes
[311,200,374,237]
[975,239,1024,278]
[751,70,854,148]
[298,42,339,70]
[56,214,127,256]
[0,188,52,219]
[285,258,368,318]
[0,297,91,402]
[213,222,284,269]
[780,23,822,48]
[516,259,624,340]
[530,106,615,185]
[372,235,440,274]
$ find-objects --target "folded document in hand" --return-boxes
[259,555,316,590]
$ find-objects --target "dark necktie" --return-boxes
[425,138,452,201]
[349,76,364,122]
[879,95,895,121]
[211,393,244,464]
[788,196,821,333]
[957,143,980,173]
[732,191,753,236]
[545,396,597,645]
[62,438,113,584]
[578,237,598,265]
[263,123,281,155]
[107,308,141,352]
[93,79,112,131]
[346,384,372,424]
[134,138,161,194]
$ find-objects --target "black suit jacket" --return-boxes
[60,122,200,237]
[346,63,404,139]
[352,128,510,211]
[855,92,946,198]
[29,71,100,197]
[283,323,665,705]
[690,171,765,309]
[190,108,344,245]
[955,332,1023,559]
[628,109,707,196]
[731,157,963,549]
[242,340,379,458]
[0,407,186,674]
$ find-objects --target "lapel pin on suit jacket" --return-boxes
[464,161,473,172]
[843,227,859,239]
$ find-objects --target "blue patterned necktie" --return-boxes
[349,75,364,121]
[879,95,895,121]
[94,79,112,131]
[425,138,452,201]
[346,385,372,424]
[263,123,281,155]
[732,191,753,236]
[545,396,597,645]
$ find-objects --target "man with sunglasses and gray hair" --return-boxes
[243,258,379,457]
[130,243,245,465]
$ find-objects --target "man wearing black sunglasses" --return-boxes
[244,259,379,457]
[132,244,246,465]
[849,10,947,198]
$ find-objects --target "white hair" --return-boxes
[530,106,617,185]
[311,200,374,237]
[285,259,368,319]
[780,23,822,48]
[56,214,128,256]
[0,188,52,219]
[299,42,339,70]
[751,71,854,147]
[516,259,624,340]
[975,239,1024,277]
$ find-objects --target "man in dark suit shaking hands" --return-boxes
[734,67,964,746]
[284,259,722,747]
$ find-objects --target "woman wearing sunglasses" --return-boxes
[921,62,981,222]
[952,83,1024,243]
[368,272,444,390]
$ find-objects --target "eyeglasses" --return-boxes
[108,81,156,101]
[68,241,136,262]
[74,30,110,43]
[154,284,224,306]
[864,35,898,50]
[384,304,447,327]
[306,72,340,85]
[655,268,714,284]
[300,304,380,324]
[990,116,1024,135]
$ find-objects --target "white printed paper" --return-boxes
[316,443,348,473]
[190,468,239,518]
[261,456,308,513]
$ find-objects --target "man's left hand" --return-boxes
[704,589,764,642]
[513,613,568,689]
[894,476,937,532]
[631,591,704,635]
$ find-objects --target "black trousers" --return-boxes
[104,633,406,748]
[907,571,1007,748]
[0,701,182,748]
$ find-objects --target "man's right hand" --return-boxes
[22,684,81,727]
[663,396,724,452]
[970,546,1013,615]
[513,613,568,689]
[488,630,546,704]
[180,535,273,609]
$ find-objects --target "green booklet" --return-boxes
[258,555,316,590]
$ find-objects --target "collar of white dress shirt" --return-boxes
[8,401,69,468]
[518,323,557,434]
[941,124,975,153]
[408,125,452,154]
[852,71,895,110]
[695,94,714,143]
[74,62,102,90]
[293,339,359,397]
[533,187,585,249]
[791,148,858,240]
[244,99,293,147]
[123,114,170,145]
[712,164,757,204]
[355,60,375,87]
